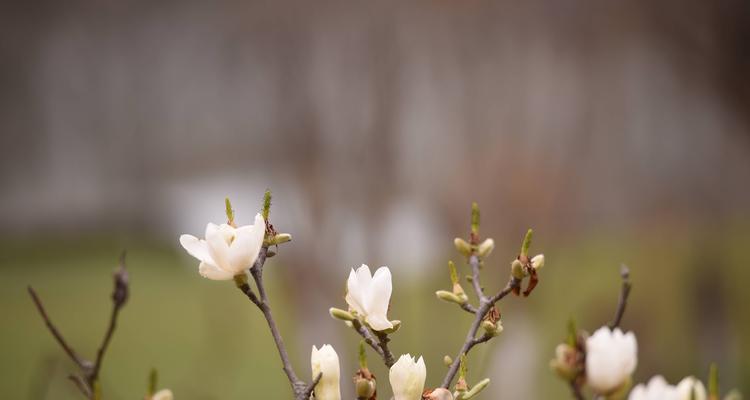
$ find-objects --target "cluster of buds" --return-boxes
[480,306,503,338]
[453,203,495,260]
[510,229,545,296]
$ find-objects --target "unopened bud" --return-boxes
[355,375,376,399]
[436,290,466,305]
[329,307,355,321]
[268,233,292,245]
[549,343,579,381]
[511,259,526,279]
[443,355,453,366]
[477,238,495,258]
[425,388,454,400]
[531,254,545,270]
[113,253,129,307]
[481,320,503,337]
[454,238,472,257]
[455,377,468,393]
[463,378,490,399]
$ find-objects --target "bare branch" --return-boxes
[569,381,585,400]
[301,372,323,399]
[373,331,395,368]
[351,319,387,363]
[468,255,488,303]
[459,302,478,314]
[441,276,521,389]
[91,257,129,384]
[27,287,87,371]
[244,246,306,396]
[608,264,632,330]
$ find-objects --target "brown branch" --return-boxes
[351,319,387,364]
[441,276,521,389]
[28,254,130,399]
[374,331,396,368]
[27,287,87,371]
[468,255,488,303]
[459,303,478,314]
[608,264,632,330]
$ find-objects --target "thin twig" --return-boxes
[351,319,387,362]
[302,372,323,399]
[608,264,632,330]
[468,255,488,303]
[374,331,396,368]
[459,302,478,314]
[27,287,87,370]
[441,276,521,389]
[245,246,306,397]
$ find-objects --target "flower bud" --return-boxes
[266,233,292,246]
[151,389,173,400]
[354,372,376,400]
[531,254,545,270]
[463,378,490,399]
[477,238,495,258]
[455,376,468,393]
[436,290,466,305]
[329,307,355,321]
[424,388,454,400]
[389,354,426,400]
[511,259,526,279]
[481,320,503,337]
[549,343,580,381]
[443,355,453,366]
[454,238,472,257]
[311,345,341,400]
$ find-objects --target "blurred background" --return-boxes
[2,0,749,398]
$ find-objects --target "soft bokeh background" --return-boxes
[2,0,749,398]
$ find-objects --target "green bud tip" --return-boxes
[521,229,533,257]
[359,341,367,369]
[708,362,719,397]
[471,202,480,235]
[262,189,272,220]
[449,261,459,285]
[225,197,235,225]
[148,368,158,396]
[566,317,578,347]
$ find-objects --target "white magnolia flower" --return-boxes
[345,264,393,331]
[179,213,265,280]
[585,327,638,394]
[311,344,341,400]
[629,376,678,400]
[151,389,174,400]
[389,354,426,400]
[676,376,707,400]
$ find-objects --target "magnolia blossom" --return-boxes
[311,345,341,400]
[389,354,426,400]
[424,388,454,400]
[629,375,706,400]
[676,376,707,400]
[179,213,265,280]
[151,389,174,400]
[345,264,393,331]
[585,327,638,394]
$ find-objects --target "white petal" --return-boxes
[199,261,234,280]
[227,219,264,274]
[345,266,368,316]
[206,223,231,271]
[179,234,211,263]
[365,266,393,331]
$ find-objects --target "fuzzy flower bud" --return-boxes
[311,345,341,400]
[389,354,426,400]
